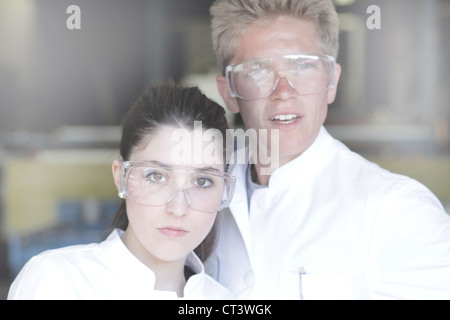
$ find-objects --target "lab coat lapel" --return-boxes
[229,163,253,257]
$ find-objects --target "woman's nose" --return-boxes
[166,189,190,217]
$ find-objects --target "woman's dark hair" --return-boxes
[107,82,229,261]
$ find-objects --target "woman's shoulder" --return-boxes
[7,246,92,299]
[7,233,120,299]
[31,242,104,268]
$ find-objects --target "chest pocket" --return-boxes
[301,274,354,300]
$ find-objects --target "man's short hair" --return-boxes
[210,0,340,74]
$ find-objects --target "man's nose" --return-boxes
[270,76,298,100]
[166,189,190,217]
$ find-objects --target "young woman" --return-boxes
[8,83,235,299]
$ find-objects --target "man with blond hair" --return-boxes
[205,0,450,299]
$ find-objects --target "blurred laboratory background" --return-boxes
[0,0,449,299]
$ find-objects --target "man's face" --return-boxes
[217,16,340,166]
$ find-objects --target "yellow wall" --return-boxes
[4,151,118,235]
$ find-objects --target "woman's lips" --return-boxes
[157,227,189,238]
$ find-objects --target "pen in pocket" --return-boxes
[299,266,306,300]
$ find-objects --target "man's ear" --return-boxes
[112,159,122,194]
[327,63,341,104]
[217,75,240,114]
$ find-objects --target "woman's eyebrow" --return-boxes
[149,160,171,168]
[146,160,221,173]
[199,166,221,173]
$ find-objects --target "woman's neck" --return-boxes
[121,230,187,297]
[151,261,186,297]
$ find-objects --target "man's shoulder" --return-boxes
[329,135,444,208]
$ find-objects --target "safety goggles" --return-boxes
[225,54,336,100]
[118,161,236,213]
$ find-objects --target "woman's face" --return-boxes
[112,126,225,265]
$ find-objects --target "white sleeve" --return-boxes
[368,179,450,299]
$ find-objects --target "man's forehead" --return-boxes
[232,16,320,64]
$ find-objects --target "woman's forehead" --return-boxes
[130,126,225,170]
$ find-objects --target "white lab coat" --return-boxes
[8,229,233,300]
[206,126,450,299]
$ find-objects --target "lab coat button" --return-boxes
[244,271,254,285]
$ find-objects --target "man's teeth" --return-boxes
[272,114,300,121]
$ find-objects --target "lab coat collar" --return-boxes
[104,229,206,298]
[103,229,157,285]
[228,126,334,256]
[228,164,253,255]
[229,125,334,197]
[185,248,204,275]
[106,229,203,273]
[268,126,335,189]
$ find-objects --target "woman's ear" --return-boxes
[216,75,240,114]
[112,159,122,193]
[327,63,341,104]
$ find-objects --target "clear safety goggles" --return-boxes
[118,161,236,213]
[225,54,336,100]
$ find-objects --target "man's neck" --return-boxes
[253,153,297,186]
[252,128,322,185]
